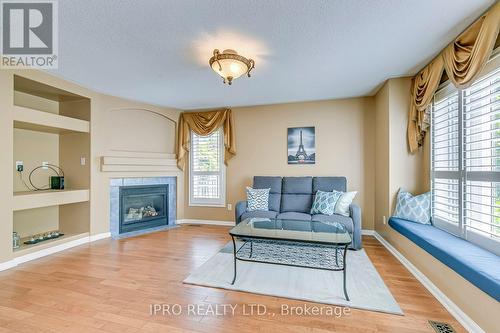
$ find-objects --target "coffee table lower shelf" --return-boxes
[230,235,350,301]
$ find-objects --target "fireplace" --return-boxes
[110,177,176,238]
[119,185,168,234]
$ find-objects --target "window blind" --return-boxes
[189,128,225,206]
[431,87,460,228]
[431,63,500,252]
[463,67,500,240]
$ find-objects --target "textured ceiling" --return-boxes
[51,0,494,110]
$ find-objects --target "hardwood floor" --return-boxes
[0,225,465,332]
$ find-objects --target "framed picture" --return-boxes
[287,127,315,164]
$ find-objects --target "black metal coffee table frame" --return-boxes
[229,233,350,301]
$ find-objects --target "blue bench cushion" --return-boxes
[389,217,500,301]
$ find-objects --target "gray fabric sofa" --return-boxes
[235,176,362,249]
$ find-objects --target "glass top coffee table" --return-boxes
[229,217,352,300]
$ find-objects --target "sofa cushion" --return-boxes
[312,214,354,233]
[253,176,282,212]
[389,217,500,302]
[310,190,342,215]
[281,177,313,213]
[240,210,278,221]
[313,177,347,193]
[277,212,312,221]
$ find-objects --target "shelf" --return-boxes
[13,105,90,134]
[13,189,90,211]
[101,155,179,172]
[13,232,89,257]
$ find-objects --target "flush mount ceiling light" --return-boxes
[209,49,255,85]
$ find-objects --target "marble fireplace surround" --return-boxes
[109,177,177,238]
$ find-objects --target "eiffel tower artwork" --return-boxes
[295,130,308,160]
[287,127,315,164]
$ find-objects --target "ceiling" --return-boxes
[52,0,494,110]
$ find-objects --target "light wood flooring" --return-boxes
[0,225,465,332]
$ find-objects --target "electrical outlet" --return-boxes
[227,203,232,211]
[80,157,86,166]
[15,161,23,172]
[42,161,49,170]
[383,216,387,225]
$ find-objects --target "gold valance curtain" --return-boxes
[177,108,236,170]
[407,57,444,153]
[408,1,500,153]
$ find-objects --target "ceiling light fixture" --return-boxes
[209,49,255,85]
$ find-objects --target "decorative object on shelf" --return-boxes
[18,163,65,191]
[50,175,65,189]
[287,127,315,164]
[12,232,20,249]
[209,49,255,85]
[23,230,64,245]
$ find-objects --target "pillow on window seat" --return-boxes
[246,187,270,211]
[394,189,431,224]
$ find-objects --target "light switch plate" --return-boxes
[227,204,232,211]
[80,157,86,166]
[42,161,49,170]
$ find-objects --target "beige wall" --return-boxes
[90,94,183,235]
[0,72,13,262]
[183,98,376,229]
[374,77,427,233]
[374,81,390,230]
[374,77,499,332]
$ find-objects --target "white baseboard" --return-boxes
[372,231,484,333]
[0,232,113,272]
[361,229,375,235]
[89,232,111,242]
[176,219,235,226]
[0,260,17,271]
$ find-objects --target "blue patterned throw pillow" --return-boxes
[246,187,270,211]
[394,189,431,224]
[311,190,342,216]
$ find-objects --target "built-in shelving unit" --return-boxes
[13,189,90,211]
[100,154,178,172]
[11,75,91,255]
[13,232,90,257]
[13,105,90,134]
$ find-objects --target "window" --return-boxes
[431,58,500,255]
[189,127,226,206]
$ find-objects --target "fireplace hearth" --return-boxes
[110,177,177,238]
[120,185,168,234]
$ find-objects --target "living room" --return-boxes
[0,1,499,332]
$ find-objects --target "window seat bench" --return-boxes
[388,217,500,301]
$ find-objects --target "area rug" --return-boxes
[183,242,403,315]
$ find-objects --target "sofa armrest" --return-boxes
[349,203,362,250]
[235,201,247,224]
